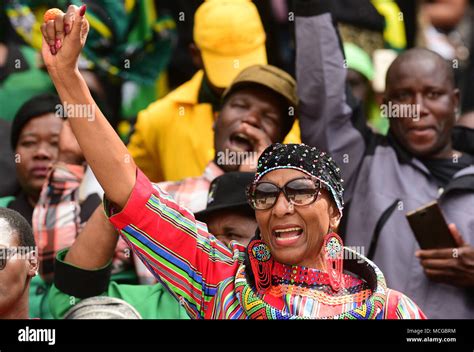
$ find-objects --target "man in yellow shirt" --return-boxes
[127,0,300,182]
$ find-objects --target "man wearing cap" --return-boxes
[47,172,257,319]
[343,42,388,134]
[194,172,257,246]
[127,0,300,184]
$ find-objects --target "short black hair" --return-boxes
[11,93,61,150]
[0,208,35,248]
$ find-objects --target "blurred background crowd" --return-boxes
[1,0,474,195]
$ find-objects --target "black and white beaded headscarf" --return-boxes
[254,143,344,214]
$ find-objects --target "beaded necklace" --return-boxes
[235,254,387,319]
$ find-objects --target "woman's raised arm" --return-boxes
[41,5,135,209]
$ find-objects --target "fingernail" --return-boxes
[55,39,62,50]
[50,45,56,55]
[64,24,70,34]
[79,5,87,17]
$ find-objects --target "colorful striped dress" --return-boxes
[105,169,426,319]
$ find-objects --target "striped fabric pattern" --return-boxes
[384,289,427,319]
[107,169,426,319]
[107,169,244,318]
[131,161,224,284]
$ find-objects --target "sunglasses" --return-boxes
[247,177,322,210]
[0,247,16,270]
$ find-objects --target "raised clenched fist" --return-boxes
[41,5,89,76]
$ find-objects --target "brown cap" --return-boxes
[222,64,298,109]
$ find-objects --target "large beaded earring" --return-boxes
[247,238,273,294]
[323,232,344,292]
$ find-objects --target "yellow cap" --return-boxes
[194,0,267,88]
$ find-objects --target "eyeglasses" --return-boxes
[0,247,28,270]
[0,248,15,270]
[247,177,322,210]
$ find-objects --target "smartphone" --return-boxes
[406,201,456,249]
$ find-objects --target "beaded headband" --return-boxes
[254,143,344,214]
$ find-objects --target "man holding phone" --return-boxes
[295,0,474,318]
[405,200,473,288]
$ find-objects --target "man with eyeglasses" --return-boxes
[0,208,38,319]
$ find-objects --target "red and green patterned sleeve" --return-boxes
[105,168,245,319]
[384,289,427,319]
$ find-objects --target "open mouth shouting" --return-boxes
[229,132,254,152]
[272,225,304,246]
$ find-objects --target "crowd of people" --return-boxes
[0,0,473,320]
